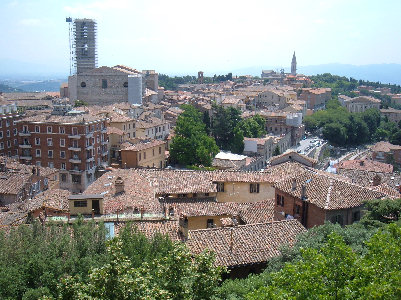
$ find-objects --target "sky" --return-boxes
[1,0,401,77]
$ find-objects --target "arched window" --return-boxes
[81,82,86,87]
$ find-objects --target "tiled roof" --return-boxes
[238,199,275,224]
[121,139,165,152]
[0,211,27,226]
[337,159,393,173]
[186,219,305,267]
[275,167,386,210]
[270,151,318,166]
[21,189,70,212]
[115,220,181,241]
[371,141,401,152]
[20,112,106,124]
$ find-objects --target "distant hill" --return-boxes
[231,63,401,86]
[0,83,23,93]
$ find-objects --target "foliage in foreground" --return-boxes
[0,220,223,300]
[216,198,401,300]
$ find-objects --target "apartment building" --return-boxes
[0,100,21,157]
[17,112,108,193]
[298,88,331,111]
[338,95,380,113]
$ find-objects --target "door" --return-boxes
[92,200,100,215]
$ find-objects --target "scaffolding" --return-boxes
[66,18,98,74]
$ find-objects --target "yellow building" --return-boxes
[68,194,104,215]
[121,139,166,168]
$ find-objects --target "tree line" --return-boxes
[170,105,266,167]
[158,73,234,91]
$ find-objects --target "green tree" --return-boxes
[323,122,347,146]
[230,126,244,154]
[170,105,219,166]
[211,105,242,150]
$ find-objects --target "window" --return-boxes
[60,151,66,158]
[6,120,10,127]
[13,128,17,136]
[330,214,344,226]
[0,132,2,139]
[61,163,66,170]
[139,153,141,161]
[102,79,107,89]
[123,82,128,87]
[74,200,87,207]
[250,183,260,193]
[47,126,52,133]
[6,130,10,137]
[47,138,53,146]
[48,150,53,158]
[48,162,54,168]
[152,149,155,156]
[36,161,41,167]
[14,139,17,145]
[7,141,10,148]
[144,152,146,159]
[276,194,284,206]
[72,127,78,135]
[59,127,65,134]
[72,174,81,183]
[61,174,67,182]
[216,182,224,192]
[207,219,214,228]
[159,147,161,154]
[35,138,40,145]
[80,82,86,87]
[35,125,40,133]
[22,125,28,133]
[36,149,41,157]
[60,139,65,147]
[0,121,2,128]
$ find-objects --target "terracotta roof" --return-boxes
[238,199,275,224]
[275,167,386,210]
[21,189,70,212]
[270,151,317,166]
[121,140,165,152]
[186,219,305,267]
[371,141,401,152]
[115,220,181,241]
[107,126,125,135]
[337,160,393,173]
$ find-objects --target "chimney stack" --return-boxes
[292,178,297,191]
[372,174,381,186]
[115,177,125,194]
[301,184,307,200]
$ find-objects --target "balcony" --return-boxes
[86,156,95,162]
[19,144,32,149]
[86,144,94,150]
[20,155,32,160]
[86,132,93,138]
[101,128,107,133]
[70,167,83,174]
[102,151,108,156]
[68,146,81,151]
[68,134,81,139]
[101,140,108,145]
[69,157,82,164]
[19,131,31,137]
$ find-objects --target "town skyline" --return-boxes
[1,0,401,77]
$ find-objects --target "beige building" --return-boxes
[380,108,401,124]
[120,139,166,169]
[338,95,381,113]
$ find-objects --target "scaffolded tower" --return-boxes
[67,18,97,74]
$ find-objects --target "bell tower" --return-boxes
[291,51,297,75]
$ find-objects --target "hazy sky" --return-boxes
[1,0,401,76]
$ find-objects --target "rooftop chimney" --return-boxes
[301,184,308,201]
[115,177,125,194]
[292,178,297,191]
[372,174,381,186]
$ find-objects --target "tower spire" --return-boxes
[291,51,297,75]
